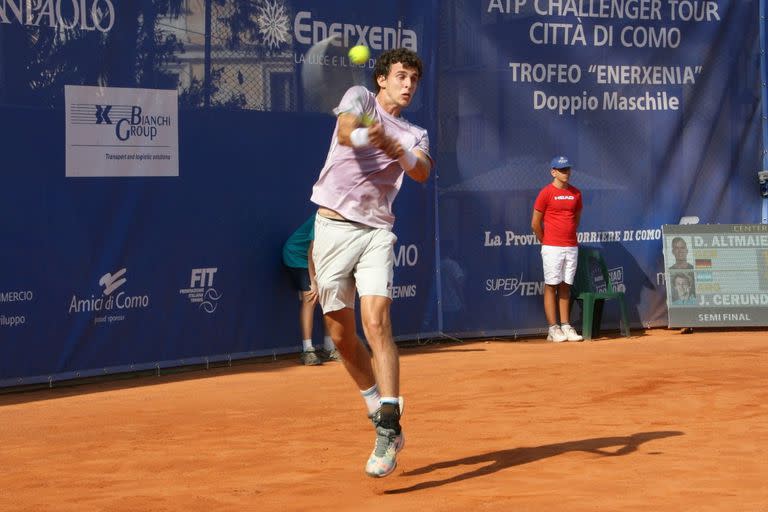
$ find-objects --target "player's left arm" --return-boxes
[404,149,432,183]
[401,131,433,183]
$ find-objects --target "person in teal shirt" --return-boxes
[282,215,339,365]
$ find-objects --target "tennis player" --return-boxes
[310,48,432,478]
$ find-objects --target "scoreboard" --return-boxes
[662,224,768,327]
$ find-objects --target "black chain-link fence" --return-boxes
[176,0,299,111]
[0,0,301,112]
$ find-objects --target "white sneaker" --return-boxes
[547,325,567,342]
[561,324,584,342]
[365,398,405,478]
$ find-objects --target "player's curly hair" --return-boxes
[373,48,423,93]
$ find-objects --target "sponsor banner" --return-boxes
[486,275,544,297]
[484,228,662,247]
[292,11,418,52]
[663,224,768,327]
[0,315,26,328]
[436,0,757,334]
[390,237,438,334]
[68,268,150,325]
[392,243,420,300]
[65,85,179,177]
[0,289,34,329]
[0,290,34,304]
[0,0,438,384]
[235,1,423,56]
[0,0,116,32]
[606,266,626,293]
[438,214,675,334]
[180,268,222,314]
[1,0,760,385]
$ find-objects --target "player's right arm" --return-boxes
[335,86,374,147]
[337,112,402,156]
[531,209,544,243]
[337,112,364,147]
[338,113,410,177]
[531,187,550,243]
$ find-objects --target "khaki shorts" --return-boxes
[312,213,397,313]
[541,245,579,285]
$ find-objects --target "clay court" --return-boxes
[1,328,766,511]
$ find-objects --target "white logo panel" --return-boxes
[65,85,179,177]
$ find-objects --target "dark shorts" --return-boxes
[286,266,311,292]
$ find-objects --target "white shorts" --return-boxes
[312,213,397,313]
[541,245,579,285]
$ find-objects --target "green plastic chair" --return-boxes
[572,248,631,340]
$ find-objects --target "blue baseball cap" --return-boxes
[550,156,572,169]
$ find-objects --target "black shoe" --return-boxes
[318,348,341,362]
[299,350,323,366]
[367,397,404,428]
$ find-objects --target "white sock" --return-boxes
[302,339,313,352]
[323,336,335,351]
[561,323,572,329]
[360,384,381,415]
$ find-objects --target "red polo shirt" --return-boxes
[534,183,582,246]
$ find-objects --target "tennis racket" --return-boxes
[300,35,373,125]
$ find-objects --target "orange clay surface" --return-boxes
[1,328,766,512]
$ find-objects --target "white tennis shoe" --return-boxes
[547,325,567,342]
[561,324,584,342]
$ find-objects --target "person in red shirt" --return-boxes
[531,156,584,342]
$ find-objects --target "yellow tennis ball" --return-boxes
[348,45,370,65]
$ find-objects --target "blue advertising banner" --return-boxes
[0,0,437,386]
[0,0,761,386]
[435,0,760,337]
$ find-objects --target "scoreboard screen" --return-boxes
[662,224,768,327]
